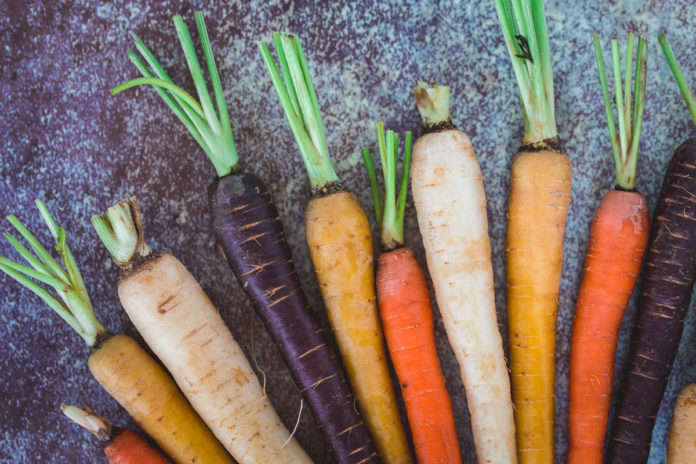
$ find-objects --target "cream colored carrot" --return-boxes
[668,383,696,464]
[93,197,312,464]
[411,83,516,463]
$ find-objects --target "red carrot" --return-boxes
[61,404,172,464]
[362,122,461,464]
[567,33,650,464]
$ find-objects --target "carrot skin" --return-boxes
[208,173,379,464]
[376,247,462,464]
[104,428,173,464]
[567,190,650,464]
[667,383,696,464]
[88,333,233,464]
[305,189,412,464]
[507,148,572,463]
[610,138,696,463]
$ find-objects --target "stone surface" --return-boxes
[1,0,696,462]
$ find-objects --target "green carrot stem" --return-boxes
[362,148,383,225]
[0,200,106,346]
[258,33,339,192]
[659,34,696,126]
[115,12,238,178]
[593,33,647,190]
[361,122,413,250]
[91,197,152,270]
[494,0,557,145]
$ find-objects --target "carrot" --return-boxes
[61,404,173,464]
[494,2,572,461]
[411,83,517,463]
[567,33,650,464]
[92,197,312,464]
[667,383,696,464]
[362,121,462,464]
[0,200,232,464]
[608,35,696,464]
[111,13,376,463]
[259,33,410,464]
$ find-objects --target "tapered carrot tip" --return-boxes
[61,404,112,441]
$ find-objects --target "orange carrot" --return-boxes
[363,123,462,464]
[567,34,650,464]
[61,404,172,464]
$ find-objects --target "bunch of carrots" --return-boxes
[6,4,696,464]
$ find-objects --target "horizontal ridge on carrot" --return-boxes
[494,1,572,461]
[92,197,311,464]
[0,200,232,464]
[608,34,696,464]
[567,32,650,464]
[362,121,462,464]
[61,404,173,464]
[259,33,410,464]
[111,11,376,464]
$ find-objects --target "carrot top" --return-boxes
[258,33,339,193]
[0,201,106,346]
[111,12,238,178]
[361,122,413,250]
[494,0,556,145]
[91,197,152,271]
[593,33,648,191]
[659,34,696,127]
[62,404,114,442]
[414,83,453,131]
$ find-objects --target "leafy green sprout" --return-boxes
[361,121,413,250]
[258,33,340,193]
[658,34,696,126]
[593,33,647,191]
[494,0,557,145]
[0,200,105,346]
[111,12,238,178]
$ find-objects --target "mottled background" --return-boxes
[1,0,695,463]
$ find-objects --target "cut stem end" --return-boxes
[92,197,152,270]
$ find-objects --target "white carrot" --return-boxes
[667,383,696,464]
[92,197,312,464]
[410,83,517,463]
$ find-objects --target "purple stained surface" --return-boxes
[1,1,696,463]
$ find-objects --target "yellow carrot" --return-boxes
[305,190,408,459]
[0,200,232,464]
[507,149,571,462]
[260,34,410,464]
[494,2,572,462]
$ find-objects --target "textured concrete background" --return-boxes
[1,0,696,462]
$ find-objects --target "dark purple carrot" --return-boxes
[608,35,696,464]
[110,12,378,464]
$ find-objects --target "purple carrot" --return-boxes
[111,12,379,464]
[609,35,696,464]
[209,173,378,461]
